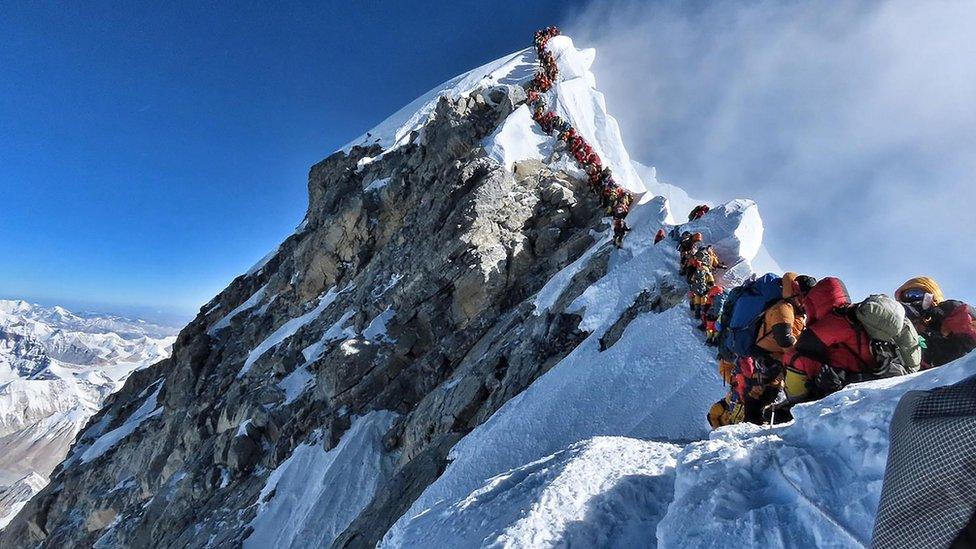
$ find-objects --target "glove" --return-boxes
[813,364,846,395]
[768,388,789,409]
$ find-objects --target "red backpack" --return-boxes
[941,303,976,341]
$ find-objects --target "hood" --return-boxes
[895,277,945,305]
[782,272,798,299]
[804,277,851,324]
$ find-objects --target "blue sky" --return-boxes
[0,1,581,322]
[3,1,974,325]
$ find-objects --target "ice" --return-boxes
[363,307,395,341]
[208,284,268,335]
[0,501,28,530]
[235,419,252,438]
[244,411,399,549]
[238,287,342,378]
[245,247,279,277]
[299,309,357,368]
[277,365,315,406]
[341,48,537,155]
[680,199,764,268]
[78,383,163,464]
[484,106,552,171]
[364,177,391,193]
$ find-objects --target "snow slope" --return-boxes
[244,411,398,549]
[391,437,680,548]
[383,194,763,547]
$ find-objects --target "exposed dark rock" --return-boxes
[0,85,622,549]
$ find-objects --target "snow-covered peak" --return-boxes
[341,47,537,154]
[341,35,646,195]
[484,36,648,194]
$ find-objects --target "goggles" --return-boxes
[901,288,928,303]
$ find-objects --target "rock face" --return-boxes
[0,80,620,548]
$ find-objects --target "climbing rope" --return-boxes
[771,453,869,547]
[527,27,635,247]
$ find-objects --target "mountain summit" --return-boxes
[2,33,969,549]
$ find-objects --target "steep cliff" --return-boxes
[3,31,939,549]
[2,37,684,548]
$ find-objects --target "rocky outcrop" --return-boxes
[1,82,636,548]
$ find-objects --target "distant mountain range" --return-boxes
[0,300,177,528]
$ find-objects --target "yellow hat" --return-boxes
[895,277,945,305]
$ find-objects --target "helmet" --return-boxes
[692,233,703,242]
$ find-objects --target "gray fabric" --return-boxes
[872,375,976,548]
[858,294,923,372]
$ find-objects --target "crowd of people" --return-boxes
[528,27,635,249]
[661,213,976,429]
[523,28,974,429]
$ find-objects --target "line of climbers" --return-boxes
[525,27,974,431]
[665,208,976,429]
[527,27,636,249]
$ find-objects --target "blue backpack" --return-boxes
[720,273,783,358]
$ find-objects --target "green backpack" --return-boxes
[855,294,923,374]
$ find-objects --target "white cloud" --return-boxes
[565,0,976,302]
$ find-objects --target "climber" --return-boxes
[688,245,721,283]
[540,111,557,134]
[684,244,712,283]
[586,151,601,170]
[688,204,710,221]
[781,278,922,403]
[707,391,745,429]
[586,165,603,194]
[780,278,866,400]
[610,187,632,216]
[896,277,976,368]
[678,233,703,277]
[754,273,817,362]
[734,272,815,424]
[654,228,666,245]
[689,266,715,318]
[612,218,630,249]
[702,284,725,344]
[709,355,777,427]
[599,167,615,192]
[714,273,785,362]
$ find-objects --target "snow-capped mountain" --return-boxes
[2,34,970,548]
[0,300,177,528]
